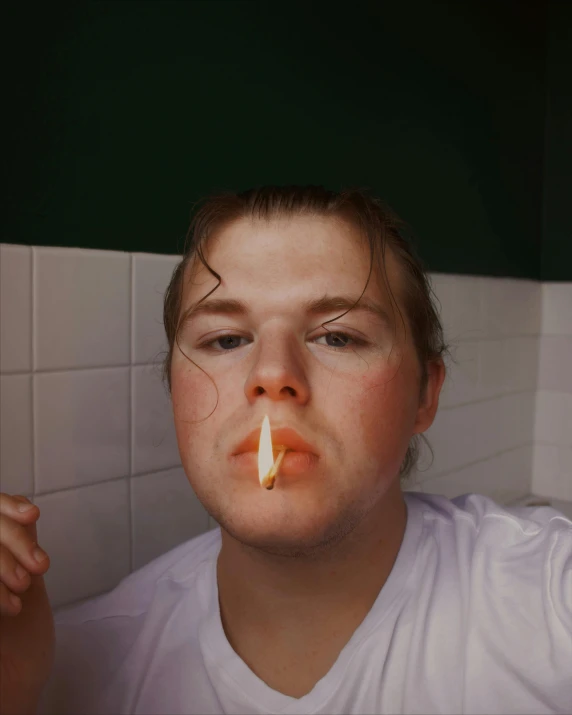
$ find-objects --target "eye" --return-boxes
[314,332,354,348]
[207,335,249,351]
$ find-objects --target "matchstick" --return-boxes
[261,448,287,490]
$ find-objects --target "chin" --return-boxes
[214,498,364,558]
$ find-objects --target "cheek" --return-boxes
[351,364,420,459]
[171,361,221,440]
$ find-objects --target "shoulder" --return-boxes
[38,527,221,714]
[408,491,571,614]
[408,490,572,550]
[409,491,572,647]
[55,525,221,625]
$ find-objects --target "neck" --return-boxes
[216,482,408,695]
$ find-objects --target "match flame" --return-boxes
[258,415,274,487]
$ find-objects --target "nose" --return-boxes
[244,331,310,405]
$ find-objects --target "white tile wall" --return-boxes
[34,248,131,371]
[0,374,33,495]
[414,444,533,506]
[0,245,32,372]
[540,282,572,335]
[537,336,572,393]
[34,368,130,493]
[131,467,210,571]
[35,480,131,609]
[132,253,180,364]
[411,275,540,505]
[1,245,566,609]
[0,243,210,609]
[132,364,181,475]
[532,283,572,502]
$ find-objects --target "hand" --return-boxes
[0,494,55,715]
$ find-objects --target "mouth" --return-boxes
[232,426,319,457]
[231,425,321,479]
[232,450,318,478]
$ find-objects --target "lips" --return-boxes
[232,426,319,457]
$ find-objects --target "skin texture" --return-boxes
[0,495,54,715]
[171,215,445,697]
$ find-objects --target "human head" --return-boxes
[162,186,447,554]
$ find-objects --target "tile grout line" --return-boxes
[128,252,134,573]
[439,388,538,411]
[417,441,534,483]
[33,464,184,499]
[31,247,37,500]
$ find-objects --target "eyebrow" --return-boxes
[179,294,394,329]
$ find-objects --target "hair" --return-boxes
[162,186,448,484]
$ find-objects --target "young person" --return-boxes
[1,187,571,715]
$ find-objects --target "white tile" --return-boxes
[439,340,481,407]
[532,443,572,502]
[478,339,507,400]
[534,390,572,447]
[422,399,502,478]
[420,409,454,477]
[558,445,572,472]
[34,247,130,370]
[502,337,539,394]
[541,282,572,336]
[131,467,209,570]
[499,392,536,451]
[419,472,463,500]
[0,374,33,496]
[454,276,487,340]
[533,442,560,478]
[564,393,572,447]
[0,245,32,372]
[482,278,541,338]
[434,275,485,344]
[35,480,130,609]
[133,253,181,365]
[132,364,180,475]
[494,445,534,504]
[35,368,130,493]
[421,458,497,500]
[537,336,572,393]
[421,445,532,506]
[422,445,533,506]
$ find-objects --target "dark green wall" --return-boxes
[542,1,572,281]
[5,1,549,278]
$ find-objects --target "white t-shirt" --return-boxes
[38,492,572,715]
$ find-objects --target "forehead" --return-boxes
[181,215,403,310]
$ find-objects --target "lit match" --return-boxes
[258,415,287,490]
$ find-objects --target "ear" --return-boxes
[413,359,446,434]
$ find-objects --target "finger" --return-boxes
[0,543,31,594]
[0,514,49,575]
[0,579,22,616]
[0,493,39,522]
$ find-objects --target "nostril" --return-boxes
[255,386,265,395]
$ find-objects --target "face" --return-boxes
[171,215,444,554]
